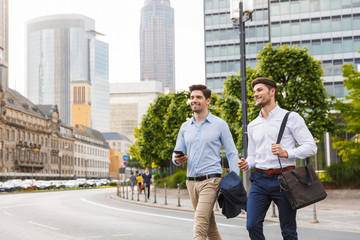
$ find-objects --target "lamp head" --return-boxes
[230,0,254,21]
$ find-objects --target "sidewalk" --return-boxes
[110,186,360,233]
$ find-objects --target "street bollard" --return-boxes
[177,183,181,207]
[126,183,129,199]
[131,186,134,200]
[154,183,157,203]
[271,201,277,218]
[215,200,219,211]
[311,204,319,223]
[137,186,140,201]
[164,183,168,205]
[144,183,147,202]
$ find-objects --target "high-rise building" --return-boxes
[90,39,110,132]
[140,0,175,93]
[0,0,8,92]
[109,81,162,141]
[26,14,110,131]
[204,0,360,98]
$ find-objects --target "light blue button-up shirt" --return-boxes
[172,112,240,176]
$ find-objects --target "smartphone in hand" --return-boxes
[174,150,185,157]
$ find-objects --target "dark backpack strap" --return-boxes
[277,112,291,171]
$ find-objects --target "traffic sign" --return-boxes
[122,155,128,161]
[124,162,127,166]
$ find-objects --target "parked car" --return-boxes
[21,179,37,190]
[65,180,79,189]
[99,179,109,186]
[86,180,96,188]
[76,178,87,188]
[36,181,51,190]
[0,182,15,192]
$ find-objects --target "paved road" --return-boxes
[0,188,359,239]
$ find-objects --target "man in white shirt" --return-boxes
[238,77,317,240]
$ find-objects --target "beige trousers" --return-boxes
[186,177,222,240]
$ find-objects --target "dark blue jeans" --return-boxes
[246,170,297,240]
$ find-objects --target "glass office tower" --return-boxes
[204,0,360,97]
[140,0,175,93]
[90,39,110,132]
[27,14,109,130]
[0,0,8,92]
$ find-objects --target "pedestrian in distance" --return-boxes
[142,167,152,200]
[238,77,317,240]
[129,171,136,192]
[173,84,240,240]
[136,172,143,194]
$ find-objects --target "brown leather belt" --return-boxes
[256,166,295,175]
[187,174,222,181]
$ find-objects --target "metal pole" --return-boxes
[153,183,157,203]
[271,201,277,218]
[126,182,129,199]
[164,183,168,205]
[239,1,251,194]
[144,183,147,202]
[177,183,181,207]
[312,204,319,223]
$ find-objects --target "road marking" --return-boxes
[112,234,134,237]
[4,211,13,216]
[217,223,245,229]
[28,221,60,231]
[84,236,103,238]
[0,204,30,209]
[81,198,243,229]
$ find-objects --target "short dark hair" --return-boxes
[251,77,277,90]
[189,84,211,99]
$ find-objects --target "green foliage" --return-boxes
[332,62,360,163]
[129,92,192,173]
[155,170,187,189]
[327,162,360,186]
[222,44,335,147]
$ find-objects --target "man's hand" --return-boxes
[271,143,288,158]
[174,154,188,164]
[238,158,248,171]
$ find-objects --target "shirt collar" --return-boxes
[259,105,280,119]
[190,111,213,125]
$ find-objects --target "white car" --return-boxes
[65,180,79,189]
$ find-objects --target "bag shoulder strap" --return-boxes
[276,111,291,144]
[277,111,291,171]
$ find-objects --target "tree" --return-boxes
[129,91,192,175]
[222,44,335,147]
[332,62,360,163]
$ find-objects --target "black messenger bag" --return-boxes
[276,112,327,210]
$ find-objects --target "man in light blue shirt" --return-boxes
[173,84,239,240]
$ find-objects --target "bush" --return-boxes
[169,170,187,189]
[327,162,360,186]
[155,170,187,189]
[109,182,117,187]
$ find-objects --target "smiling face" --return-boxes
[253,83,275,108]
[190,90,211,113]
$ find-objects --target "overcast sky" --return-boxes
[8,0,205,95]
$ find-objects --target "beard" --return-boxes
[255,93,271,108]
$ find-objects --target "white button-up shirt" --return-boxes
[247,106,317,170]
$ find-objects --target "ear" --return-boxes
[206,98,211,105]
[270,88,276,98]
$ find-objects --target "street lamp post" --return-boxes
[230,0,253,193]
[58,150,62,179]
